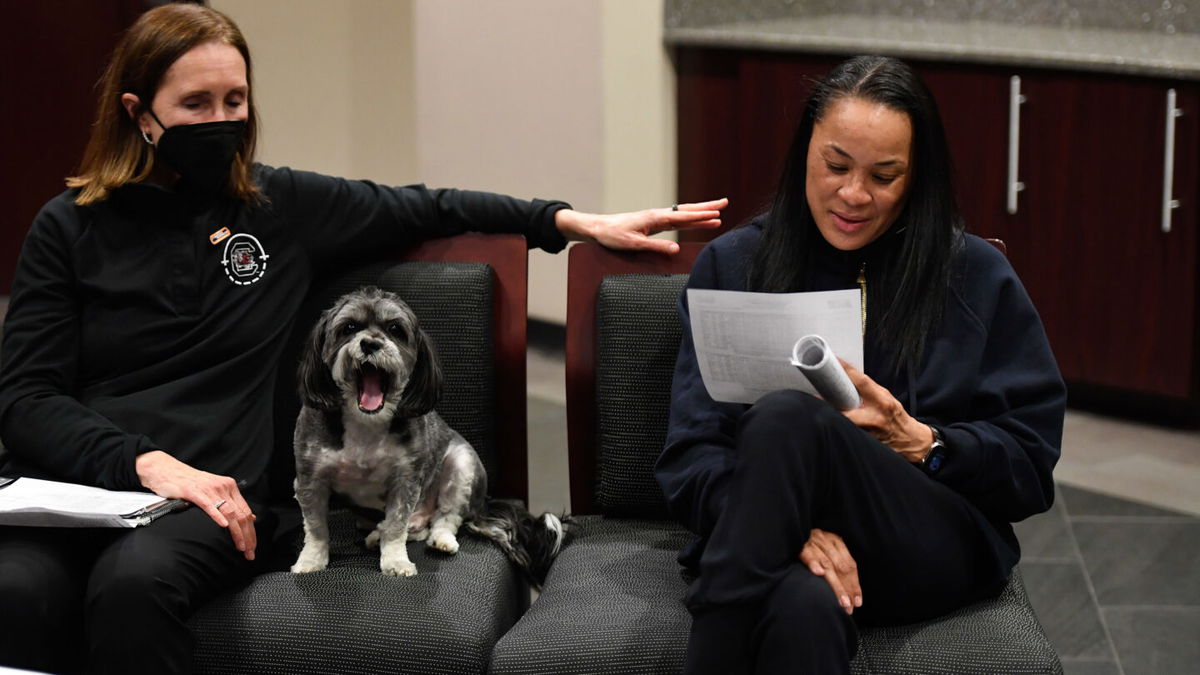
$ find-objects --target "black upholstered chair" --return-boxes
[489,242,1062,674]
[189,233,532,675]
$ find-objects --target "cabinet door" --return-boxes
[676,47,740,237]
[918,64,1012,240]
[1016,73,1198,397]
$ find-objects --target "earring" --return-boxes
[141,130,153,145]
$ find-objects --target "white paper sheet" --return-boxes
[687,288,863,405]
[790,334,861,410]
[0,477,168,528]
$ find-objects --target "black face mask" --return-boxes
[146,107,246,194]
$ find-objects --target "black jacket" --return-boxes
[0,165,569,492]
[656,222,1066,558]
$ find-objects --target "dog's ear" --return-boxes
[395,326,443,418]
[297,307,341,411]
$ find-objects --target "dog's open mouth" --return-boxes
[356,363,390,414]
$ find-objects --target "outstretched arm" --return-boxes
[555,198,727,254]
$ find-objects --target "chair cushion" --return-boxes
[267,261,496,502]
[489,516,695,675]
[594,274,689,518]
[852,566,1062,674]
[191,508,525,675]
[490,517,1061,674]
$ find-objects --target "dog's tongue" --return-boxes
[359,371,384,412]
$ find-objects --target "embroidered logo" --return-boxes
[221,233,270,286]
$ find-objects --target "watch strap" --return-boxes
[920,424,947,474]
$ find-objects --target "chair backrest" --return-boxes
[565,243,703,516]
[268,233,529,503]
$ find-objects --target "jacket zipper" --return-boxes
[857,262,867,336]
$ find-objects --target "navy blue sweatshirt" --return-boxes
[656,222,1066,560]
[0,165,569,493]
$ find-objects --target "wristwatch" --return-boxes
[920,424,947,475]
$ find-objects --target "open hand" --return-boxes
[839,360,932,462]
[799,528,861,615]
[135,450,257,561]
[555,198,727,254]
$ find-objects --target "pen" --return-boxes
[121,477,247,520]
[121,498,189,520]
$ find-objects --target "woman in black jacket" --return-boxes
[657,55,1065,673]
[0,4,723,673]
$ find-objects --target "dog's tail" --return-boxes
[466,499,572,589]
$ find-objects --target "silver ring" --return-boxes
[213,499,227,510]
[671,204,679,211]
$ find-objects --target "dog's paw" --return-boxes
[408,527,429,542]
[428,529,460,554]
[364,529,381,549]
[380,556,418,577]
[291,548,329,574]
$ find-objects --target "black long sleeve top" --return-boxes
[656,222,1066,563]
[0,165,569,492]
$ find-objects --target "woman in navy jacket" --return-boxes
[657,56,1065,673]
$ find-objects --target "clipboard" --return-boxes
[0,476,190,528]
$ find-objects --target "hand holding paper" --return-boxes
[790,335,861,410]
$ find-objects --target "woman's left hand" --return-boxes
[799,528,862,615]
[554,198,727,254]
[840,360,932,462]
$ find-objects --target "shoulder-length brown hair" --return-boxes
[67,3,261,205]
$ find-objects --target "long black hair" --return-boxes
[748,55,964,373]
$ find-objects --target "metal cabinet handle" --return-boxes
[1007,75,1026,215]
[1162,88,1182,233]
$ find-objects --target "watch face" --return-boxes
[926,450,945,473]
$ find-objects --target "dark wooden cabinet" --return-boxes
[918,66,1012,239]
[675,47,1200,400]
[1013,74,1197,397]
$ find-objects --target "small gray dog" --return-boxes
[290,286,567,583]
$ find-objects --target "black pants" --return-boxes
[0,500,290,674]
[683,391,1013,675]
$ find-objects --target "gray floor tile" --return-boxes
[1058,410,1200,517]
[1072,520,1200,606]
[1061,484,1195,518]
[1015,494,1074,560]
[1060,659,1120,675]
[1104,607,1200,675]
[526,395,569,515]
[1021,561,1112,659]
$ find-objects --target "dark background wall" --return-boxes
[0,1,152,294]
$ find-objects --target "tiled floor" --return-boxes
[526,330,1200,675]
[1016,485,1199,675]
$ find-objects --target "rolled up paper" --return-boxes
[790,334,861,410]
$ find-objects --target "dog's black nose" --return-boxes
[360,338,382,355]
